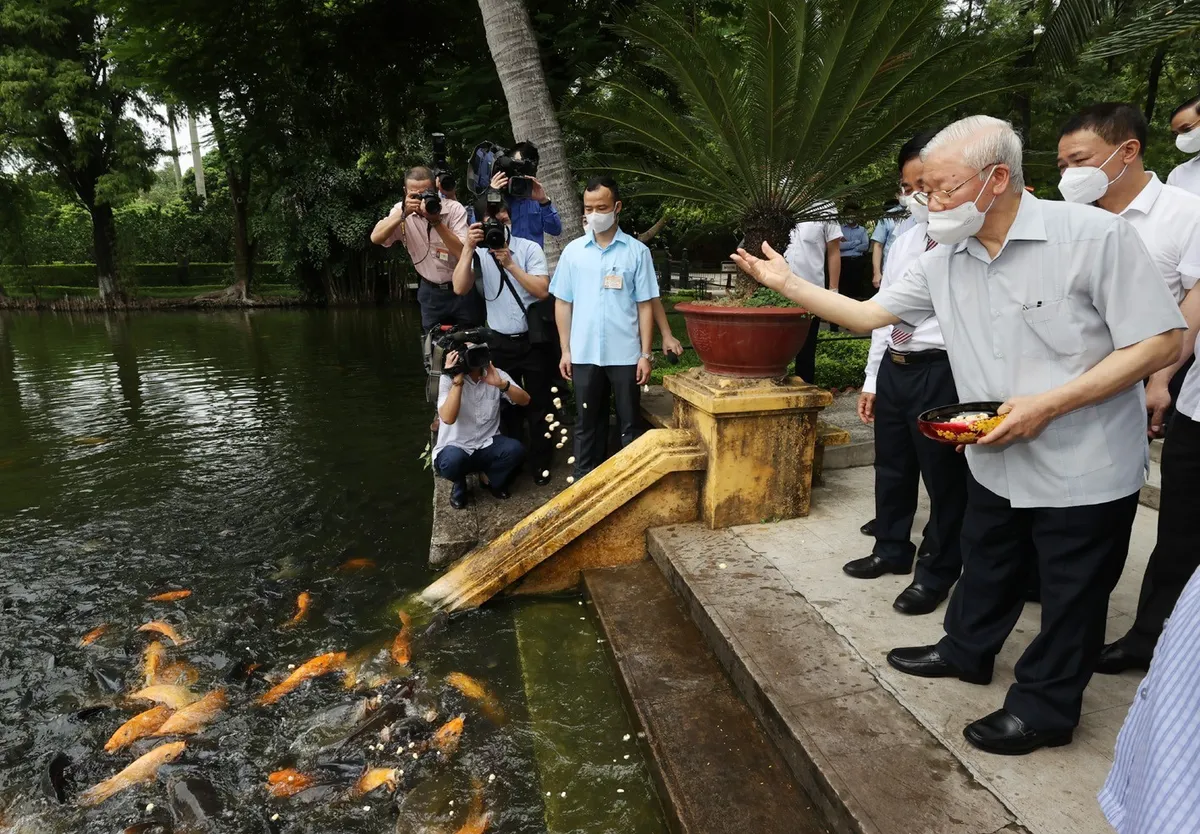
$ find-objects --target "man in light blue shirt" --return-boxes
[839,202,871,300]
[550,175,658,479]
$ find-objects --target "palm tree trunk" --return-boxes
[476,0,582,269]
[167,106,183,192]
[189,110,206,200]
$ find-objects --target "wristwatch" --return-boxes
[640,352,652,360]
[500,380,511,392]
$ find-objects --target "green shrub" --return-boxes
[814,333,869,389]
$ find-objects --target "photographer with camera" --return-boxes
[435,346,530,510]
[452,190,558,485]
[371,165,483,331]
[488,142,562,248]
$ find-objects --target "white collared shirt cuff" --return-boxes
[862,374,877,395]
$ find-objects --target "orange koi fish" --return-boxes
[78,741,186,806]
[153,689,227,736]
[131,684,199,710]
[104,705,174,753]
[446,672,505,724]
[391,611,412,667]
[80,624,109,647]
[147,590,192,602]
[266,768,316,798]
[285,591,312,627]
[137,621,185,645]
[455,777,491,834]
[258,651,348,705]
[142,641,166,688]
[155,660,199,687]
[339,558,376,572]
[351,767,399,797]
[431,714,465,757]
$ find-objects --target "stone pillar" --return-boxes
[665,368,832,528]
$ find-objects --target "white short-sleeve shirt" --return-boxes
[433,369,515,460]
[873,192,1186,508]
[1167,156,1200,197]
[784,202,843,288]
[471,236,549,336]
[1119,173,1200,303]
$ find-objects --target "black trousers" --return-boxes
[571,364,639,478]
[872,351,967,592]
[794,317,821,384]
[937,475,1139,731]
[489,333,559,474]
[417,279,485,331]
[1119,413,1200,656]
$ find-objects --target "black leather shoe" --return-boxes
[860,518,877,536]
[1095,641,1151,675]
[893,583,948,615]
[963,709,1073,755]
[843,554,911,579]
[917,538,935,559]
[489,486,511,500]
[450,483,469,510]
[886,645,992,685]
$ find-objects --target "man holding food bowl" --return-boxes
[733,115,1185,756]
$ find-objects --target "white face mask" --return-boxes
[908,200,929,224]
[1177,128,1200,155]
[1058,143,1129,204]
[926,166,999,246]
[586,210,616,234]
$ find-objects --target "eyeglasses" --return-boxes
[913,163,1000,207]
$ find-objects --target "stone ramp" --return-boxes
[585,561,830,834]
[421,429,706,611]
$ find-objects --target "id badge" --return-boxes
[603,273,624,290]
[434,247,450,262]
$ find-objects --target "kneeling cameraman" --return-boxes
[435,347,530,510]
[452,191,557,485]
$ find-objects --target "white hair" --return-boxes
[921,115,1025,191]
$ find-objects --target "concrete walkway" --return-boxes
[711,466,1151,834]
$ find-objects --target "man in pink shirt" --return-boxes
[371,166,484,329]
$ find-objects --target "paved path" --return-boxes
[722,466,1149,834]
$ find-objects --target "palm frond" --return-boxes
[1082,0,1200,56]
[1032,0,1120,72]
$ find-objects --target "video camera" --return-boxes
[494,144,538,199]
[429,325,494,377]
[431,132,456,194]
[481,189,509,250]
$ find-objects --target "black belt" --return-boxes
[492,330,528,340]
[888,348,947,366]
[421,278,454,291]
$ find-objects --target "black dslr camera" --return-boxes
[432,132,456,193]
[431,326,493,376]
[411,188,442,216]
[495,147,538,199]
[481,189,508,250]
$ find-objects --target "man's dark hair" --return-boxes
[404,165,436,185]
[512,141,539,163]
[585,175,620,202]
[883,197,899,208]
[1060,103,1147,156]
[898,129,939,175]
[844,202,861,213]
[1172,93,1200,121]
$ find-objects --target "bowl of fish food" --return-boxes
[918,401,1006,445]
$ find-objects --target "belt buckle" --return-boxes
[891,352,907,365]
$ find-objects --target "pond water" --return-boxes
[0,310,667,834]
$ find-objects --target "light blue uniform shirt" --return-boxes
[550,227,659,367]
[470,235,548,336]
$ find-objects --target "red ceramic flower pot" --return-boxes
[676,302,812,378]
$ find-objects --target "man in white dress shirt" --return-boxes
[733,115,1185,755]
[850,130,968,616]
[784,202,842,383]
[1167,93,1200,197]
[1057,103,1200,675]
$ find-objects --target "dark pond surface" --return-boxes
[0,310,666,834]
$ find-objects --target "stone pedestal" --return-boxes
[665,369,833,528]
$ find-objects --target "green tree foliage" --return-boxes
[579,0,1026,296]
[0,0,157,299]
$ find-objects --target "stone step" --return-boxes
[585,562,829,834]
[1140,454,1161,510]
[646,524,1024,834]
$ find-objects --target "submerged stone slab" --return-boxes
[585,562,828,834]
[647,524,1021,834]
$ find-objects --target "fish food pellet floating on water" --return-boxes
[618,789,625,794]
[544,432,552,439]
[362,805,371,812]
[718,563,727,569]
[271,814,280,822]
[551,386,559,394]
[560,792,567,798]
[542,470,550,479]
[624,754,630,759]
[488,773,496,783]
[568,456,575,465]
[146,803,155,813]
[582,402,588,409]
[545,414,554,423]
[623,734,631,741]
[567,476,575,484]
[561,428,568,435]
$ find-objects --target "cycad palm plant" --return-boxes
[580,0,1024,298]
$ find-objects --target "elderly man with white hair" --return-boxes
[734,114,1186,756]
